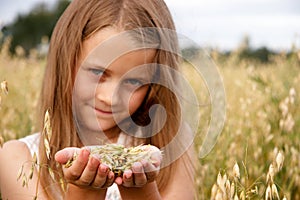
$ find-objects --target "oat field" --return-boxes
[0,36,300,199]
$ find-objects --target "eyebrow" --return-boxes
[124,70,153,82]
[84,60,112,73]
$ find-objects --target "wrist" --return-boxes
[64,183,107,200]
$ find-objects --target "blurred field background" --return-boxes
[1,0,300,199]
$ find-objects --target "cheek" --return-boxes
[73,71,97,100]
[128,87,148,114]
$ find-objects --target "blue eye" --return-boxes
[124,79,143,87]
[90,68,104,76]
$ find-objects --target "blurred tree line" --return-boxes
[0,0,70,55]
[1,0,298,64]
[182,35,299,64]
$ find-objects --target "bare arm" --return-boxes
[0,140,46,200]
[160,147,195,200]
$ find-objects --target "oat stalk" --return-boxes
[0,80,8,146]
[65,144,162,176]
[0,80,8,95]
[0,135,4,148]
[43,109,52,160]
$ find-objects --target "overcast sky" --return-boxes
[0,0,300,51]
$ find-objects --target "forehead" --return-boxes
[79,27,157,75]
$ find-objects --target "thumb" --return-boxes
[54,147,80,164]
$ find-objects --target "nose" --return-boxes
[95,81,120,106]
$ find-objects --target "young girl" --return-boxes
[0,0,196,199]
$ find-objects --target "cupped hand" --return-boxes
[115,145,162,187]
[55,147,115,189]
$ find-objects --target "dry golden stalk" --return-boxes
[265,185,272,200]
[239,191,245,200]
[211,183,218,198]
[42,109,52,160]
[1,80,8,95]
[230,182,235,199]
[216,172,227,194]
[64,151,78,168]
[22,174,28,187]
[215,189,223,200]
[0,80,8,108]
[271,183,280,199]
[0,135,4,148]
[275,151,284,172]
[48,167,55,181]
[233,162,240,179]
[44,110,52,141]
[32,152,37,165]
[225,180,231,199]
[266,164,275,184]
[44,137,51,160]
[59,178,66,192]
[282,196,287,200]
[17,165,24,181]
[65,144,162,176]
[234,194,239,200]
[28,166,34,180]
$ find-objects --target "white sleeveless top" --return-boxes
[19,132,144,200]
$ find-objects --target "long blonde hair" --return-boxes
[39,0,194,198]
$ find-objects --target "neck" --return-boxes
[78,126,121,145]
[103,126,121,143]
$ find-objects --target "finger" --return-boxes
[141,145,162,168]
[150,151,162,168]
[77,156,100,186]
[63,148,90,181]
[114,176,123,186]
[55,147,80,164]
[141,160,159,182]
[102,171,115,188]
[132,162,147,186]
[141,145,160,152]
[91,164,109,188]
[122,169,133,187]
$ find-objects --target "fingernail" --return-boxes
[101,165,108,173]
[125,173,131,179]
[141,159,148,166]
[91,157,99,165]
[133,162,143,173]
[124,170,132,179]
[81,149,89,157]
[108,173,114,180]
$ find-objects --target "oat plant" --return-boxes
[0,80,8,148]
[210,149,287,200]
[16,109,52,200]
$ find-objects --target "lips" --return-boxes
[94,107,113,115]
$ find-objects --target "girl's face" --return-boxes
[73,28,156,141]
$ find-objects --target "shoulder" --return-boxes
[0,139,33,177]
[0,140,33,167]
[0,140,41,199]
[0,139,30,156]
